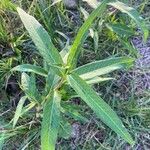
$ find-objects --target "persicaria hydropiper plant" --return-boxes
[11,0,148,149]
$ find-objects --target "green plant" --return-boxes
[0,0,16,42]
[7,0,148,149]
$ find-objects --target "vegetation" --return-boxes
[0,0,149,149]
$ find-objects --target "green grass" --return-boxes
[0,0,150,149]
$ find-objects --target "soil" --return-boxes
[132,37,150,95]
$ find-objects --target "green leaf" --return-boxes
[108,1,149,41]
[72,57,134,80]
[45,69,60,94]
[59,44,70,64]
[67,73,135,145]
[86,76,114,84]
[67,0,110,69]
[12,64,48,77]
[21,73,40,103]
[13,96,27,128]
[17,7,63,66]
[60,49,69,62]
[80,7,99,52]
[41,91,61,150]
[106,23,134,37]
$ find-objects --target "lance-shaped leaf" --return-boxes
[67,0,110,69]
[108,1,149,41]
[106,23,134,38]
[12,64,48,77]
[13,96,27,128]
[21,73,41,103]
[41,91,61,150]
[67,73,134,145]
[17,7,63,66]
[72,57,134,80]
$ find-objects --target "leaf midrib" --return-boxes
[69,75,133,143]
[28,17,56,64]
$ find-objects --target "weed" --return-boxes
[0,0,149,149]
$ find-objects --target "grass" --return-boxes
[0,0,150,149]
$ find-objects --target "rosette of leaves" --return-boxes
[10,0,148,149]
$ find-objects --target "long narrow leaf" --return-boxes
[67,0,110,69]
[21,73,41,103]
[41,91,61,150]
[108,1,149,41]
[13,96,27,128]
[67,73,134,145]
[12,64,48,77]
[72,57,134,80]
[17,7,63,65]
